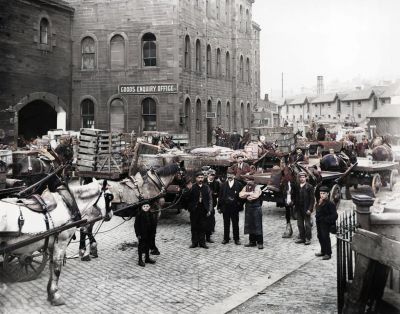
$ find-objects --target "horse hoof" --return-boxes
[81,255,91,262]
[51,296,66,306]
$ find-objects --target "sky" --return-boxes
[252,0,400,100]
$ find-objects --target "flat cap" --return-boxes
[319,185,330,192]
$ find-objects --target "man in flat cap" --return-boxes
[315,186,338,260]
[204,169,220,243]
[293,171,315,245]
[183,171,213,249]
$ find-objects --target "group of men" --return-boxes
[181,155,338,261]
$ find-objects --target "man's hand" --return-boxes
[306,210,311,215]
[217,208,222,214]
[206,211,211,217]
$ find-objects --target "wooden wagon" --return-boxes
[345,158,398,197]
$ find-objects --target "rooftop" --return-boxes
[341,89,375,101]
[311,93,338,104]
[368,103,400,118]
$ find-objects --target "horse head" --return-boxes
[54,142,74,163]
[69,179,113,221]
[371,145,393,161]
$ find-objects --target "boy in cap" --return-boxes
[134,203,157,267]
[183,171,213,248]
[293,171,315,245]
[315,186,338,260]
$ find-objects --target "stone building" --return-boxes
[68,0,260,146]
[251,94,278,128]
[0,0,260,147]
[0,0,74,145]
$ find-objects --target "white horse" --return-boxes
[0,179,113,305]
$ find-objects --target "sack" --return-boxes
[329,223,337,234]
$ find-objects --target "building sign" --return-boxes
[119,83,178,95]
[206,112,217,118]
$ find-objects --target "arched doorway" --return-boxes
[18,100,57,141]
[207,99,213,145]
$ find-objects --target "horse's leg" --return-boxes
[88,224,98,258]
[48,234,70,306]
[79,227,91,261]
[47,246,55,302]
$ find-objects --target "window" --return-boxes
[225,0,230,24]
[337,100,341,113]
[184,35,191,69]
[206,0,210,17]
[184,98,191,132]
[142,98,157,131]
[247,103,251,127]
[347,103,351,108]
[328,114,331,118]
[110,98,125,132]
[206,44,212,76]
[40,18,49,44]
[217,101,222,125]
[216,0,220,20]
[196,99,202,132]
[196,39,201,72]
[225,51,230,79]
[216,48,221,77]
[245,58,250,82]
[227,101,231,131]
[246,9,249,33]
[81,36,95,70]
[81,99,95,128]
[358,114,362,119]
[373,97,378,110]
[110,35,125,68]
[239,5,243,32]
[357,101,361,107]
[239,55,244,81]
[142,33,156,66]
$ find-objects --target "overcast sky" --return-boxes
[252,0,400,99]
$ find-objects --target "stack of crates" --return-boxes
[77,128,128,179]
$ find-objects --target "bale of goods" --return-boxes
[244,143,259,159]
[0,150,13,166]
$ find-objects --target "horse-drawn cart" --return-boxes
[345,158,398,197]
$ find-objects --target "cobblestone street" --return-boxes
[0,194,360,314]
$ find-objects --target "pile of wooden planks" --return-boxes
[77,128,129,179]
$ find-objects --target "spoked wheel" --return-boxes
[371,174,382,197]
[389,170,397,191]
[1,249,48,282]
[330,184,342,209]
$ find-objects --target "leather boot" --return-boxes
[138,254,145,267]
[282,223,293,238]
[145,253,156,264]
[150,247,160,255]
[90,242,98,258]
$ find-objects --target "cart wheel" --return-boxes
[371,174,382,197]
[330,184,341,209]
[0,249,48,282]
[389,170,397,191]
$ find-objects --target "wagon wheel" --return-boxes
[1,249,48,282]
[330,184,341,209]
[389,170,397,191]
[371,174,382,197]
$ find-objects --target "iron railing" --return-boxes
[336,211,357,314]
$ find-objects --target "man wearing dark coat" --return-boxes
[134,203,157,267]
[230,130,242,150]
[317,124,326,141]
[204,169,220,243]
[315,186,338,260]
[183,172,213,249]
[231,155,251,181]
[218,168,243,245]
[293,172,315,245]
[239,129,251,149]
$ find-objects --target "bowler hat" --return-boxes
[208,169,216,175]
[298,171,307,177]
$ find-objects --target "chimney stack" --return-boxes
[317,76,324,95]
[264,94,269,101]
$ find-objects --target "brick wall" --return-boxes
[0,0,73,144]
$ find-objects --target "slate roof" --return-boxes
[341,89,374,101]
[368,103,400,118]
[311,93,338,104]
